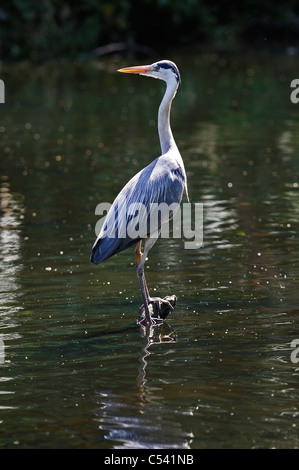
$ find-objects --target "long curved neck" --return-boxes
[158,80,178,155]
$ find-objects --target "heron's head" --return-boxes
[118,60,181,88]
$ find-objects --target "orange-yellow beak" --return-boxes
[117,65,150,75]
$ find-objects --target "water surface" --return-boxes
[1,52,299,448]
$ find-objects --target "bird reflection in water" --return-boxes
[137,318,177,408]
[94,319,189,449]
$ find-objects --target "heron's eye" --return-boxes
[155,65,160,71]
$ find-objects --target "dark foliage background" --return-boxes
[1,1,299,60]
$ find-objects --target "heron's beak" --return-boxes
[117,65,150,75]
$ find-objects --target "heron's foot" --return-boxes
[138,315,163,327]
[138,295,177,323]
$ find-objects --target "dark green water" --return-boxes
[1,51,299,448]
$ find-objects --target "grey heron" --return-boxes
[90,60,188,325]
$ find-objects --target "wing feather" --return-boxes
[90,154,185,264]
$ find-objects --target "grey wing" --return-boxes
[90,156,185,264]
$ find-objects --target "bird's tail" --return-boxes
[90,238,102,264]
[90,236,117,264]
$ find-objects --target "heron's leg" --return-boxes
[136,234,161,324]
[135,241,142,265]
[137,237,173,315]
[137,258,152,325]
[135,241,149,300]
